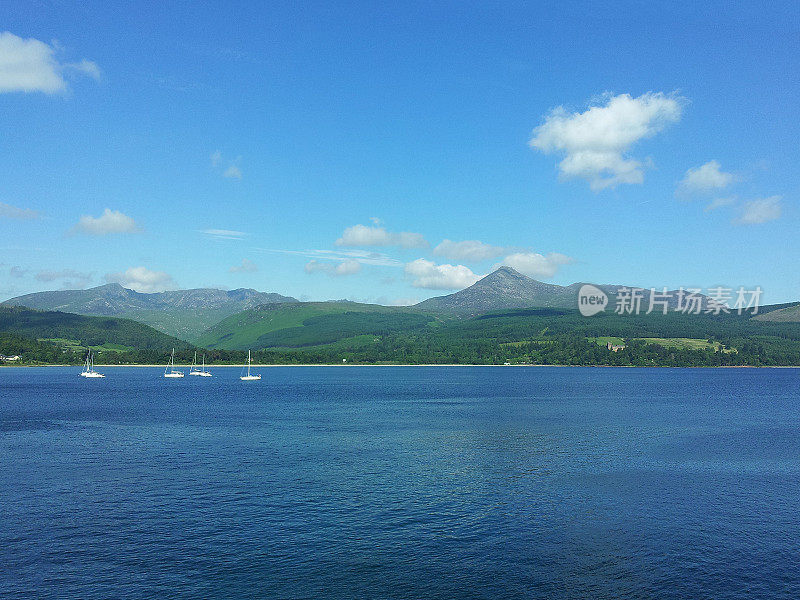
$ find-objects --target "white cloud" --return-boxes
[229,258,258,273]
[9,266,28,278]
[530,92,684,191]
[704,197,736,212]
[734,196,783,225]
[388,297,420,306]
[200,228,248,240]
[72,209,141,235]
[0,201,40,219]
[404,259,480,290]
[433,239,508,262]
[304,258,362,277]
[677,160,738,195]
[336,224,428,249]
[65,59,101,80]
[496,252,573,279]
[104,266,177,293]
[211,150,242,179]
[35,269,92,289]
[223,165,242,179]
[0,32,99,94]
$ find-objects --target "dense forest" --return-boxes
[3,305,800,367]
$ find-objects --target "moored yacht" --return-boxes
[79,351,105,378]
[240,350,261,381]
[164,348,185,378]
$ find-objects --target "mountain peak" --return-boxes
[481,266,528,280]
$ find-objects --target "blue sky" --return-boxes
[1,1,798,305]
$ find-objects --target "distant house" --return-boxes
[607,343,625,352]
[0,355,21,362]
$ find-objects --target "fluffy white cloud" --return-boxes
[404,259,481,290]
[35,269,93,289]
[223,165,242,179]
[304,259,362,277]
[229,258,258,273]
[104,266,177,293]
[201,228,248,240]
[677,160,738,195]
[0,201,39,219]
[72,209,141,235]
[433,239,508,262]
[496,252,573,279]
[336,224,428,249]
[0,32,99,94]
[734,196,783,225]
[530,92,684,191]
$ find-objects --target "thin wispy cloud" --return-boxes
[200,229,248,240]
[229,258,258,273]
[71,209,142,236]
[255,248,403,267]
[35,268,93,289]
[530,92,685,191]
[210,150,242,179]
[304,259,362,277]
[0,201,40,220]
[0,31,100,94]
[704,197,736,212]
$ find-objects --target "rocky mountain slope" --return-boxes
[2,284,297,341]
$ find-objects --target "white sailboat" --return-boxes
[240,350,261,381]
[189,351,212,377]
[79,351,105,378]
[164,348,185,378]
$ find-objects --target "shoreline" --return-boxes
[3,364,800,369]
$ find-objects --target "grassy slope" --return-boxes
[0,306,189,352]
[116,307,247,342]
[196,302,439,350]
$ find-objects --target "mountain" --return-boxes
[752,303,800,322]
[196,301,438,350]
[416,267,712,316]
[417,267,574,314]
[2,284,298,341]
[0,305,188,353]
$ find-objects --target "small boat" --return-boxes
[79,351,105,378]
[240,350,261,381]
[164,348,185,378]
[189,351,212,377]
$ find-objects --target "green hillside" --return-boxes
[196,302,439,350]
[0,306,189,354]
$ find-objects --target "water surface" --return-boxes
[1,366,799,599]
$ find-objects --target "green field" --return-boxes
[639,337,723,351]
[196,302,439,350]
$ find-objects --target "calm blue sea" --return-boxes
[1,366,799,599]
